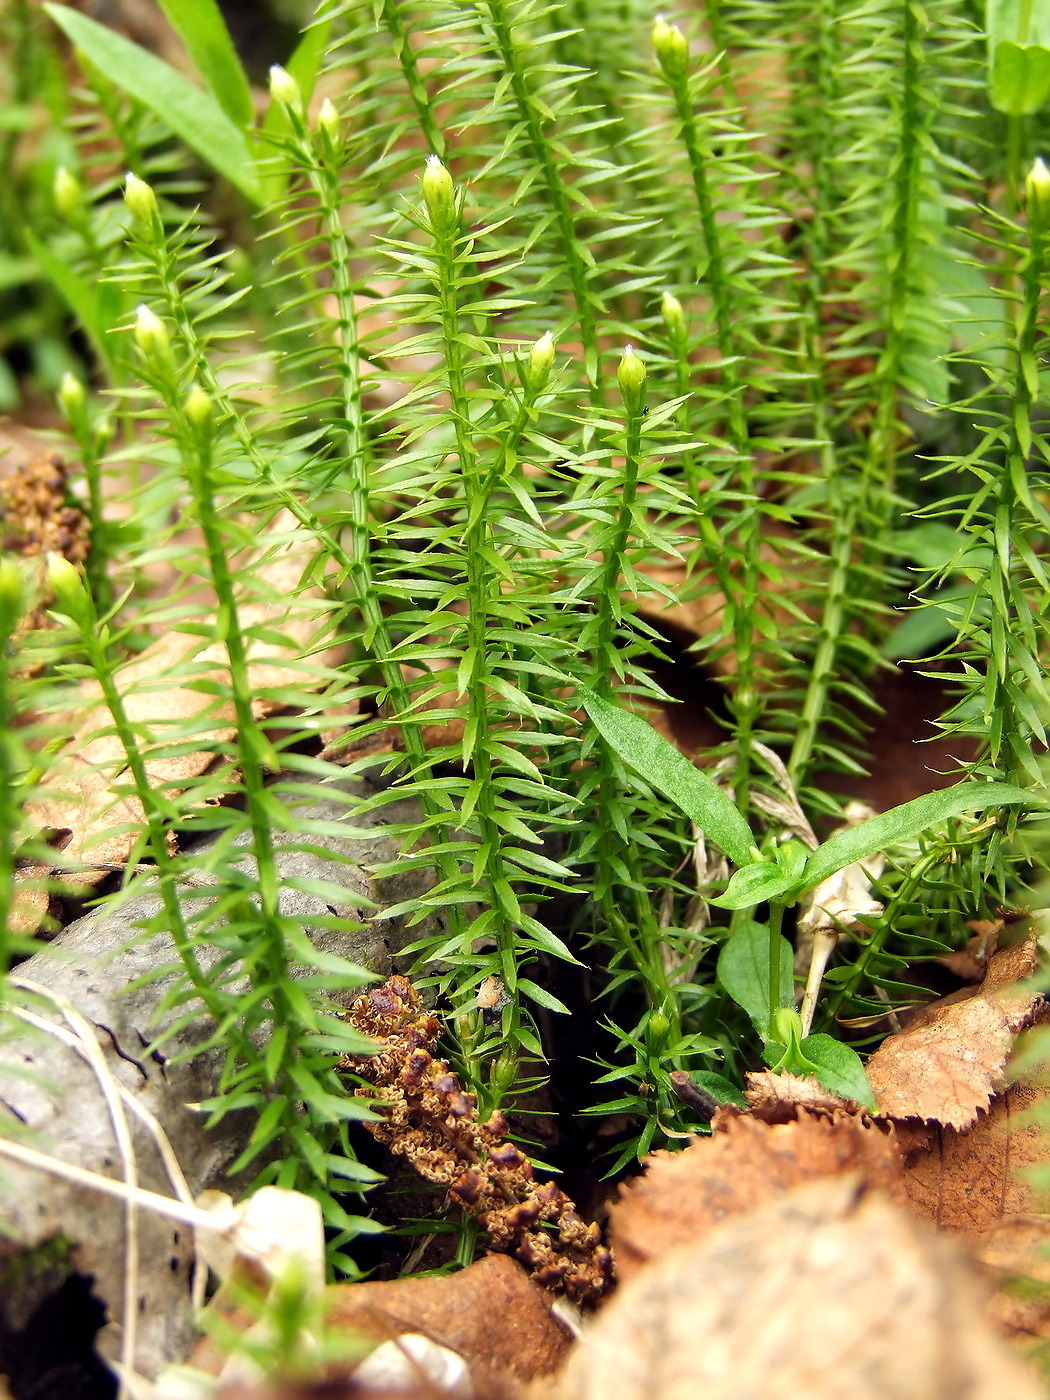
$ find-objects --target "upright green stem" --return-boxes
[474,0,604,400]
[585,351,677,1026]
[427,178,525,1069]
[787,0,854,787]
[656,25,759,818]
[864,0,925,516]
[49,557,262,1079]
[701,0,739,106]
[378,0,446,157]
[984,161,1047,785]
[766,900,785,1032]
[0,567,23,981]
[285,123,479,948]
[183,403,290,1009]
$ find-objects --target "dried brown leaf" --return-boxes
[325,1255,570,1386]
[24,521,348,889]
[553,1177,1047,1400]
[896,1079,1050,1345]
[608,1097,904,1284]
[741,1069,855,1119]
[974,1215,1050,1345]
[866,941,1043,1129]
[899,1081,1048,1236]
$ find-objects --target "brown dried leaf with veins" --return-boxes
[866,940,1044,1129]
[325,1254,571,1386]
[553,1177,1046,1400]
[896,1076,1050,1346]
[339,976,612,1303]
[899,1079,1047,1234]
[24,521,348,887]
[609,1078,905,1284]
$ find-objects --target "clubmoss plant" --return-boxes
[0,0,1048,1264]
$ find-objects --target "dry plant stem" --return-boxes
[10,980,140,1395]
[6,988,194,1205]
[340,976,614,1302]
[0,1134,229,1231]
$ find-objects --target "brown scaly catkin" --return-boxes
[338,975,614,1302]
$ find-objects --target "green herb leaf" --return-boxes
[690,1071,747,1108]
[44,4,262,204]
[798,1034,876,1109]
[717,919,793,1031]
[580,689,755,867]
[710,861,797,911]
[155,0,254,129]
[803,781,1044,890]
[25,230,120,373]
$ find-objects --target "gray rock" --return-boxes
[0,776,434,1377]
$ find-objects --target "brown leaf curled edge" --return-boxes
[339,976,613,1302]
[865,940,1045,1130]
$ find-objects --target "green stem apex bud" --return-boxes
[1026,156,1050,213]
[134,304,171,361]
[184,385,214,431]
[661,290,686,342]
[53,167,83,222]
[58,372,87,428]
[617,344,647,413]
[317,98,340,143]
[422,154,457,234]
[524,331,555,392]
[46,553,90,627]
[653,15,689,83]
[269,64,301,110]
[124,172,158,226]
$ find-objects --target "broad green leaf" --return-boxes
[156,0,254,129]
[991,41,1050,113]
[287,17,332,104]
[690,1071,747,1109]
[710,861,796,911]
[25,230,119,372]
[45,5,262,205]
[580,690,755,867]
[717,920,793,1031]
[799,1034,876,1109]
[0,254,39,292]
[987,0,1050,113]
[804,781,1044,890]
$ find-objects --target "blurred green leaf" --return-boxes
[987,0,1050,113]
[44,5,262,204]
[156,0,254,129]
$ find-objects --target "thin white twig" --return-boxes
[9,977,144,1396]
[0,1133,231,1231]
